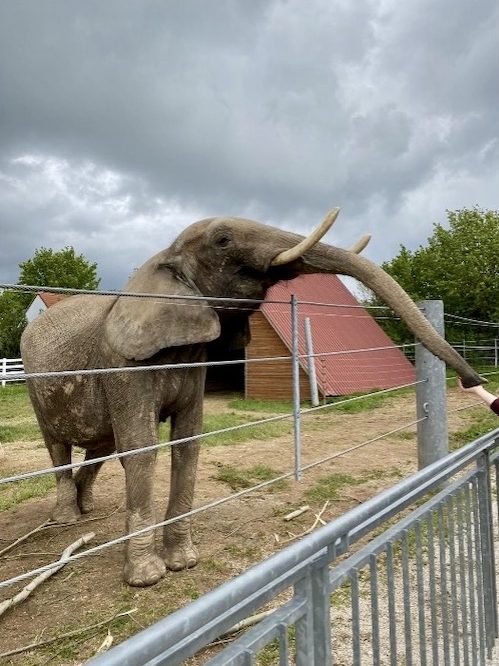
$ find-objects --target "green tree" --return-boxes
[0,291,27,357]
[365,207,499,344]
[0,247,100,357]
[19,246,100,289]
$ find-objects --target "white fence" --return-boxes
[0,358,25,387]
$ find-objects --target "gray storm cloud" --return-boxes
[0,0,498,288]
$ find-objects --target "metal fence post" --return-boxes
[311,558,332,665]
[415,300,449,469]
[294,573,315,666]
[304,317,319,407]
[291,295,302,480]
[477,450,498,658]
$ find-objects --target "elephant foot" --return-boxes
[52,503,81,524]
[124,553,166,587]
[76,488,94,514]
[163,543,198,571]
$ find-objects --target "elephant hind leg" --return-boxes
[74,439,115,514]
[46,439,80,524]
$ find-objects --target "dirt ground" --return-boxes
[0,388,487,664]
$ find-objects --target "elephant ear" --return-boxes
[104,259,221,361]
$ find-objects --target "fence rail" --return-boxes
[0,358,24,387]
[90,428,499,666]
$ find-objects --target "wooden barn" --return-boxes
[244,274,415,400]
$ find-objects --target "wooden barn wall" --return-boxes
[245,312,312,401]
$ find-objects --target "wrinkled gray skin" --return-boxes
[21,216,483,586]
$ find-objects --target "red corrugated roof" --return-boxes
[38,292,68,307]
[261,274,415,395]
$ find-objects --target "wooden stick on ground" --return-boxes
[281,501,330,544]
[208,609,280,647]
[283,505,310,521]
[218,610,274,639]
[0,505,122,560]
[0,608,138,659]
[0,519,51,558]
[0,532,95,618]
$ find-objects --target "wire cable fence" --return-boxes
[0,343,420,384]
[4,282,499,325]
[0,379,424,487]
[445,313,499,327]
[0,413,428,591]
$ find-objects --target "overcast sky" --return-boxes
[1,0,498,289]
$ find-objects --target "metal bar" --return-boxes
[476,452,497,658]
[369,554,381,666]
[241,651,254,666]
[311,560,331,665]
[447,496,460,664]
[401,530,413,666]
[278,623,288,666]
[491,456,499,640]
[294,574,314,666]
[351,571,361,666]
[427,513,440,666]
[329,469,478,591]
[496,460,499,538]
[414,521,427,666]
[464,485,479,666]
[415,300,449,469]
[304,317,319,406]
[472,478,487,666]
[291,295,302,481]
[386,543,397,666]
[456,490,470,666]
[438,506,451,666]
[203,600,307,666]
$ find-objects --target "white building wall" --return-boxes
[25,296,47,323]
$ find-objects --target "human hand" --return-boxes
[458,378,497,407]
[458,378,481,394]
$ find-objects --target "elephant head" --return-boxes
[105,208,482,388]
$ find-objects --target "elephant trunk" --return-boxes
[294,244,483,388]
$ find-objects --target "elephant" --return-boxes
[20,208,483,586]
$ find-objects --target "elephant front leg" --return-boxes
[120,451,166,587]
[163,407,201,571]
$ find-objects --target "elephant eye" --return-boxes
[215,234,231,248]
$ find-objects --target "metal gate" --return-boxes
[90,428,499,665]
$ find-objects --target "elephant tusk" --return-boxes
[271,208,340,266]
[349,234,371,254]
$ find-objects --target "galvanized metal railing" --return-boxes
[90,428,499,666]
